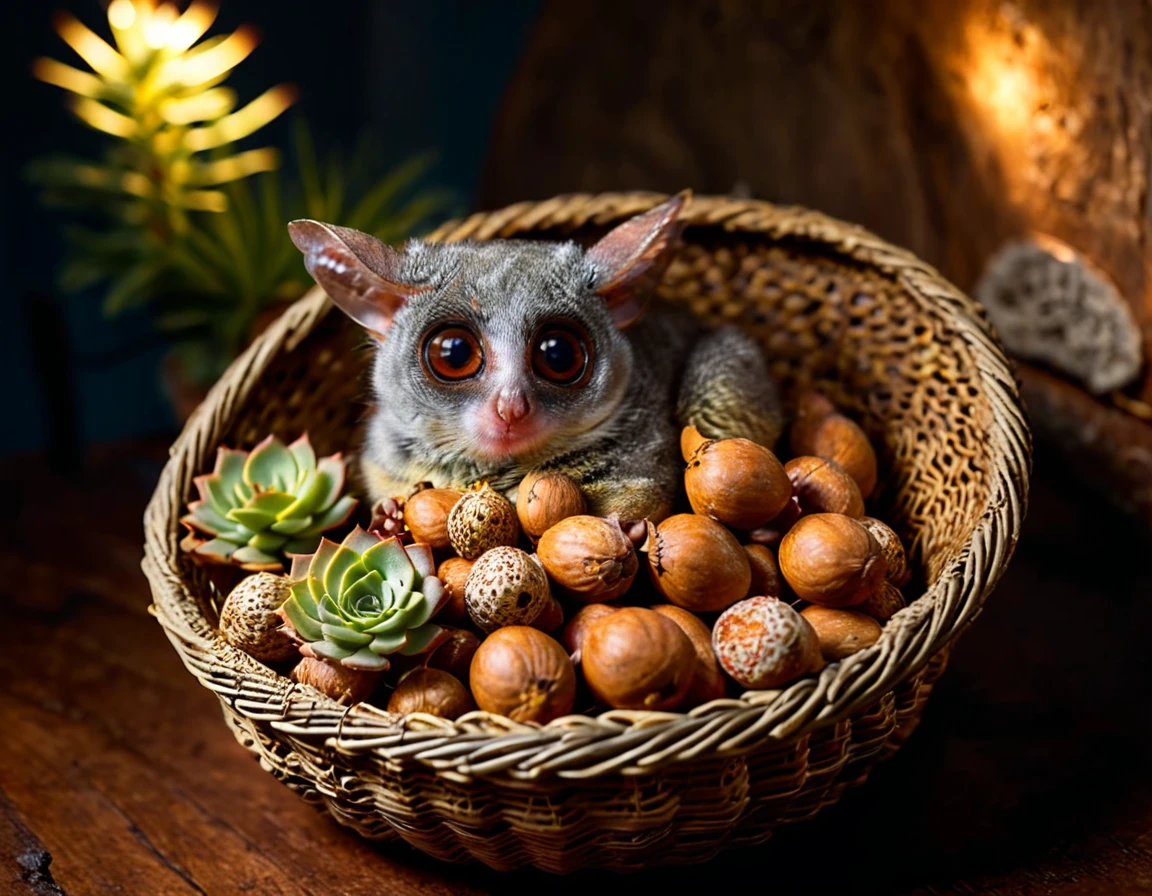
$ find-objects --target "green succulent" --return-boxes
[180,434,357,571]
[278,527,448,671]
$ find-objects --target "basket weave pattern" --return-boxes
[143,193,1030,873]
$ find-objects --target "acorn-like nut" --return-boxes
[744,544,783,599]
[685,437,792,530]
[748,497,802,548]
[786,456,865,518]
[800,606,884,660]
[531,596,565,634]
[859,517,910,586]
[789,391,838,450]
[644,514,751,612]
[536,515,638,602]
[680,424,710,462]
[560,603,619,661]
[404,487,465,549]
[652,605,726,706]
[581,607,696,711]
[712,596,824,689]
[436,556,474,624]
[291,656,381,704]
[219,573,297,663]
[516,471,587,540]
[778,513,887,607]
[469,626,576,723]
[447,483,520,560]
[464,546,551,632]
[426,627,482,680]
[387,667,475,720]
[858,581,907,622]
[792,408,878,498]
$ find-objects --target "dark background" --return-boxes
[2,0,541,457]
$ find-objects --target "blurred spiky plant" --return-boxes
[30,0,451,390]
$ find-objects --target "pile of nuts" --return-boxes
[221,392,912,723]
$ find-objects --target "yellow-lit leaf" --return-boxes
[165,1,218,53]
[32,58,106,98]
[160,87,237,124]
[53,12,130,80]
[189,148,280,186]
[158,26,258,90]
[70,97,137,138]
[184,85,296,151]
[180,189,229,212]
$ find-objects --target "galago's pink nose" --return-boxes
[496,389,530,423]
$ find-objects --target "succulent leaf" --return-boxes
[180,434,357,571]
[276,527,446,670]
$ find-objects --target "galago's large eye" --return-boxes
[422,324,484,382]
[532,324,591,385]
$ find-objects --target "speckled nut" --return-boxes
[684,437,792,530]
[464,546,551,632]
[404,486,464,548]
[744,544,783,599]
[447,483,520,559]
[644,514,751,612]
[712,596,824,689]
[651,605,727,706]
[581,607,696,711]
[800,606,883,660]
[536,515,638,602]
[858,581,907,622]
[387,667,475,720]
[785,455,865,518]
[469,626,576,724]
[859,517,910,586]
[516,471,587,540]
[291,656,381,704]
[219,572,297,663]
[778,513,887,607]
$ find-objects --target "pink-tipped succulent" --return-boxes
[180,434,358,571]
[278,527,449,670]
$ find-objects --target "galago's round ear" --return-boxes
[288,220,428,338]
[586,190,690,328]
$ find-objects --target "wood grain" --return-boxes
[3,441,1152,893]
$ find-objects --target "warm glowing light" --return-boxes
[32,58,104,98]
[165,2,218,53]
[54,12,129,80]
[160,25,258,89]
[184,85,296,151]
[107,0,136,30]
[144,3,177,50]
[190,148,280,185]
[160,87,237,124]
[71,97,137,138]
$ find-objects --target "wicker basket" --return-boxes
[143,192,1030,874]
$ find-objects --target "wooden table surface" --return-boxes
[4,441,1151,896]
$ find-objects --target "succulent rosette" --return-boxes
[278,527,449,670]
[181,434,358,571]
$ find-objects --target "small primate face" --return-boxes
[289,193,687,468]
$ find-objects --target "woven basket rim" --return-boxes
[142,191,1031,780]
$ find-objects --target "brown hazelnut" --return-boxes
[789,391,838,451]
[684,438,792,530]
[644,514,751,612]
[792,409,878,498]
[560,603,619,661]
[387,667,475,719]
[219,572,297,663]
[680,423,709,462]
[531,596,565,634]
[785,456,865,518]
[712,596,824,689]
[651,605,726,706]
[778,513,887,607]
[447,483,520,560]
[469,626,576,724]
[516,471,587,540]
[464,546,551,632]
[536,515,638,602]
[859,517,910,586]
[435,556,474,624]
[291,656,381,704]
[748,497,802,548]
[744,544,783,599]
[858,581,907,622]
[800,606,883,660]
[582,607,696,711]
[426,627,482,680]
[404,487,464,549]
